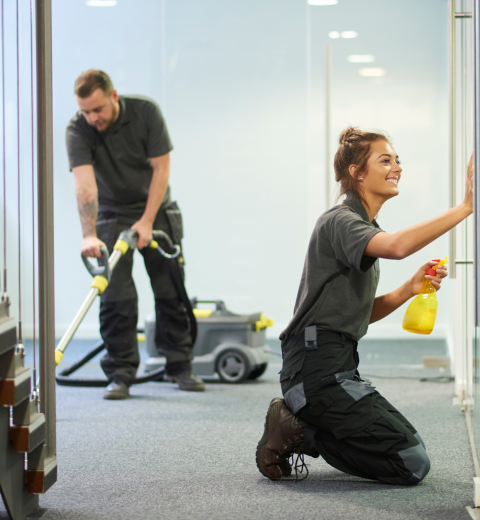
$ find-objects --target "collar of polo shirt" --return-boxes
[343,192,379,228]
[108,97,131,132]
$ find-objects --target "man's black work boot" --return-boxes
[256,397,307,480]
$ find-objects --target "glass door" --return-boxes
[451,0,474,405]
[473,0,480,468]
[451,0,479,468]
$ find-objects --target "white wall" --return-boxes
[2,0,452,343]
[52,0,309,339]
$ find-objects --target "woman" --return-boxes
[256,127,473,485]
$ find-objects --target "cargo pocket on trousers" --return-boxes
[279,354,305,383]
[165,202,184,245]
[331,407,381,440]
[332,369,376,401]
[337,378,377,402]
[307,391,335,417]
[280,355,306,414]
[95,217,118,265]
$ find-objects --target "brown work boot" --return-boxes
[256,397,307,480]
[165,370,206,392]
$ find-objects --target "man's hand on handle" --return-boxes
[81,235,107,258]
[131,218,153,250]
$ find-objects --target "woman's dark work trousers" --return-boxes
[280,329,430,485]
[96,205,193,386]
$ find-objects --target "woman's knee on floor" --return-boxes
[379,443,431,485]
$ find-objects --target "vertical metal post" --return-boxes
[474,0,480,325]
[450,0,458,278]
[325,45,331,209]
[160,0,167,113]
[36,0,56,462]
[305,3,314,233]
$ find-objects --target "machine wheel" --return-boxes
[247,363,268,380]
[216,349,251,383]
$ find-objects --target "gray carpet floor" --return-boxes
[0,338,476,520]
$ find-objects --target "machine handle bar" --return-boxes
[190,299,226,312]
[81,246,111,281]
[151,230,181,259]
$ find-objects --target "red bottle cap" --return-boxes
[426,259,441,277]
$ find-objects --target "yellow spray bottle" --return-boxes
[402,256,448,335]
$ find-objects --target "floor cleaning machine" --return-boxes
[145,300,273,383]
[55,229,274,386]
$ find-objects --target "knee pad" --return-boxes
[379,444,431,485]
[400,444,430,484]
[414,431,426,451]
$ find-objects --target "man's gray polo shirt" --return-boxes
[280,193,383,342]
[66,95,173,219]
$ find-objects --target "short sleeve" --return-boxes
[326,209,383,271]
[65,121,94,170]
[144,102,173,158]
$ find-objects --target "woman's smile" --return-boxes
[357,140,403,219]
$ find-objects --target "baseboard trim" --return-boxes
[465,407,480,478]
[19,323,451,342]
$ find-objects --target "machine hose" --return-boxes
[55,246,197,387]
[55,340,167,387]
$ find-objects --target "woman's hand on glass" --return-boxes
[408,260,448,297]
[463,153,474,213]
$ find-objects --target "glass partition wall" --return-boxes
[451,0,475,407]
[308,1,451,339]
[453,0,480,481]
[473,0,480,477]
[51,0,450,343]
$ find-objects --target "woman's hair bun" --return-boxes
[338,126,359,145]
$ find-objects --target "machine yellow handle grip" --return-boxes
[255,313,274,332]
[193,308,213,318]
[55,350,64,366]
[113,239,129,255]
[91,276,109,294]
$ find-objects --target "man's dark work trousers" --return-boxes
[280,329,431,485]
[96,204,193,386]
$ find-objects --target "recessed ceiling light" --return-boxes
[329,31,340,39]
[308,0,338,5]
[341,31,358,39]
[348,55,375,63]
[86,0,117,6]
[359,67,386,77]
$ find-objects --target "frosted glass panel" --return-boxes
[51,0,448,340]
[308,0,450,340]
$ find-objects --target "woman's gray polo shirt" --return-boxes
[66,95,173,219]
[280,193,383,342]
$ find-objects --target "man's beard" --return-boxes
[89,101,119,132]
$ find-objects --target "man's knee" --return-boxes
[379,443,431,485]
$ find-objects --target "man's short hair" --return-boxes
[74,70,114,98]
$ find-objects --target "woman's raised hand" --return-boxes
[464,153,474,212]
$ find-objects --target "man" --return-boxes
[66,69,205,399]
